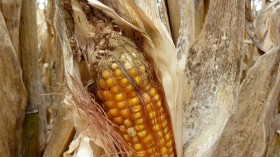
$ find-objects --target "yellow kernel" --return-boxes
[146,104,152,112]
[139,65,146,72]
[134,76,142,83]
[104,101,115,109]
[108,108,119,118]
[131,112,142,120]
[134,144,142,151]
[115,93,125,102]
[123,134,131,141]
[149,88,157,96]
[103,91,113,100]
[119,78,129,87]
[137,130,147,138]
[153,124,160,131]
[165,133,171,141]
[97,91,103,100]
[117,101,128,109]
[163,128,169,134]
[129,68,138,77]
[111,63,118,70]
[127,91,137,98]
[162,120,168,128]
[129,97,140,106]
[98,79,107,89]
[157,101,162,107]
[120,109,130,118]
[159,139,165,145]
[110,86,122,94]
[114,117,123,124]
[168,147,173,153]
[124,119,133,127]
[102,70,112,80]
[157,131,163,137]
[119,125,126,133]
[160,147,168,154]
[149,111,157,119]
[132,136,139,143]
[147,147,156,154]
[166,140,172,147]
[153,94,160,102]
[124,85,134,93]
[142,134,153,144]
[114,69,123,78]
[132,105,142,112]
[106,78,117,88]
[135,118,144,124]
[137,151,146,157]
[134,125,144,131]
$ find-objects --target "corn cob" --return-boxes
[95,49,176,157]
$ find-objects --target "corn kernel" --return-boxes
[131,112,141,120]
[124,85,134,93]
[119,78,129,87]
[127,127,136,137]
[102,70,112,80]
[163,128,169,134]
[157,131,163,137]
[111,63,118,70]
[127,91,137,98]
[132,136,139,143]
[164,133,171,141]
[106,78,117,88]
[124,62,132,69]
[117,101,127,109]
[114,69,123,78]
[160,147,168,154]
[153,124,160,132]
[114,117,123,124]
[149,88,156,96]
[115,93,125,102]
[97,91,103,100]
[168,147,173,153]
[98,79,107,89]
[147,147,156,154]
[149,111,157,119]
[134,76,142,83]
[123,134,131,141]
[129,97,140,106]
[132,105,142,112]
[103,91,113,100]
[124,119,133,127]
[129,68,138,77]
[137,130,147,138]
[108,108,118,116]
[139,65,146,72]
[137,151,146,157]
[142,134,153,144]
[134,125,144,131]
[104,101,115,109]
[134,144,142,151]
[110,86,122,94]
[166,140,172,147]
[135,118,144,124]
[120,109,130,118]
[119,125,126,133]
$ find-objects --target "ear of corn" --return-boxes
[95,50,176,156]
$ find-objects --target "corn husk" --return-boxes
[59,0,184,156]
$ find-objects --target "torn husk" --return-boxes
[58,0,183,156]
